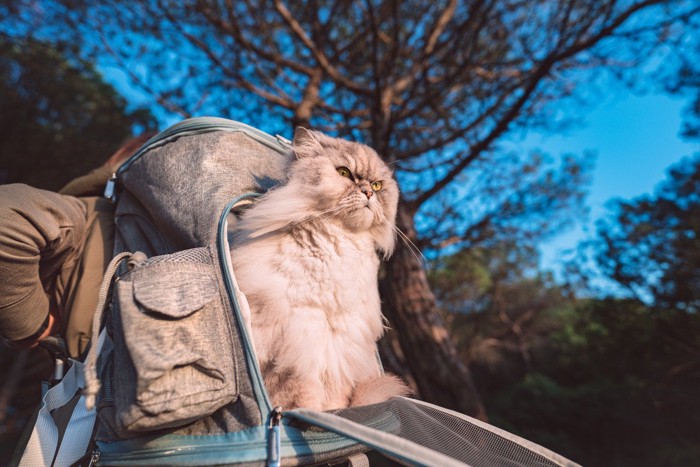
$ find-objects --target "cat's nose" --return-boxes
[361,187,373,199]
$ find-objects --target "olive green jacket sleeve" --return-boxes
[0,184,87,341]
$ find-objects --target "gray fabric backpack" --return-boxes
[87,117,579,466]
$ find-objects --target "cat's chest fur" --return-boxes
[279,223,381,329]
[233,221,384,401]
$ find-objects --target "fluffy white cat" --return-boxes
[231,127,409,411]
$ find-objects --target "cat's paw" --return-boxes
[349,374,412,407]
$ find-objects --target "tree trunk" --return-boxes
[379,202,487,420]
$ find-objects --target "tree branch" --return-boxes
[273,0,370,95]
[390,0,457,96]
[157,1,298,110]
[410,0,666,210]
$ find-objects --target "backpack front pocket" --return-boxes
[110,247,238,434]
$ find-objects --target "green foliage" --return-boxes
[486,299,700,466]
[0,36,156,190]
[430,241,546,313]
[430,242,574,392]
[432,238,700,465]
[428,247,496,314]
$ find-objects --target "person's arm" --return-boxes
[59,132,155,197]
[0,184,87,347]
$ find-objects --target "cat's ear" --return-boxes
[293,127,323,158]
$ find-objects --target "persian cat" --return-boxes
[231,127,410,411]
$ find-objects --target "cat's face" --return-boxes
[289,128,399,256]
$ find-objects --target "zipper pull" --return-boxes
[87,449,100,467]
[266,406,283,467]
[104,173,118,202]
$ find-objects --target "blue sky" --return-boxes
[528,91,699,278]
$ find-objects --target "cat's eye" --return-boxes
[371,181,383,191]
[337,167,352,178]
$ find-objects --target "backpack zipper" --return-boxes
[218,194,271,416]
[266,407,283,467]
[87,449,100,467]
[104,173,117,202]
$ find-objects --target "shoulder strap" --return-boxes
[83,251,142,410]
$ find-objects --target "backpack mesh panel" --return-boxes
[330,398,573,467]
[140,247,211,266]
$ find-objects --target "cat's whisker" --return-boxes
[375,210,431,269]
[395,226,432,269]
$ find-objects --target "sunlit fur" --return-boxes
[231,128,409,410]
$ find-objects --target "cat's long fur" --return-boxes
[231,128,409,411]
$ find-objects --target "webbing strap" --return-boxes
[83,251,135,410]
[347,453,370,467]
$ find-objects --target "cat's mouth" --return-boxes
[361,201,375,212]
[344,195,371,210]
[338,198,375,231]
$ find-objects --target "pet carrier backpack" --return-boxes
[26,117,581,466]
